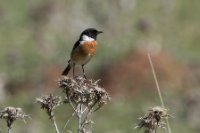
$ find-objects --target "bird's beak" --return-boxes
[98,31,103,34]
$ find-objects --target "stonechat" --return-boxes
[62,28,103,78]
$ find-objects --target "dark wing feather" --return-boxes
[71,40,80,57]
[62,63,71,75]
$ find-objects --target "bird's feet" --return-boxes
[83,74,87,79]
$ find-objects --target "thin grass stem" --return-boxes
[148,53,172,133]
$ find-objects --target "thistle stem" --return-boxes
[7,127,11,133]
[78,104,83,133]
[52,117,60,133]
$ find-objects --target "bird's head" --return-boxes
[80,28,103,41]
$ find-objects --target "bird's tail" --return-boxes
[62,63,71,76]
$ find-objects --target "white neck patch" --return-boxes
[81,35,94,42]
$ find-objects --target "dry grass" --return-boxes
[148,53,172,133]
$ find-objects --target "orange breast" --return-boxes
[81,41,97,56]
[71,41,97,64]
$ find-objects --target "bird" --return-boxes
[62,28,103,78]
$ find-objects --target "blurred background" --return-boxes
[0,0,200,132]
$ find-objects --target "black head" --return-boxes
[80,28,103,40]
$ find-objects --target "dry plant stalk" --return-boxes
[59,76,110,133]
[36,93,62,133]
[135,106,170,133]
[0,106,30,133]
[148,53,172,133]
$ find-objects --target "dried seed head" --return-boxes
[0,106,30,128]
[135,106,170,133]
[36,93,62,119]
[150,106,168,118]
[58,76,110,111]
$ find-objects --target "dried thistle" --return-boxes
[36,93,62,133]
[135,106,170,133]
[0,106,30,133]
[59,76,110,110]
[36,93,62,119]
[59,76,110,133]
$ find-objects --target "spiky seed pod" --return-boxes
[59,76,110,111]
[36,93,62,119]
[135,106,170,133]
[0,106,30,128]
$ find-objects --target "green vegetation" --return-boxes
[0,0,200,132]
